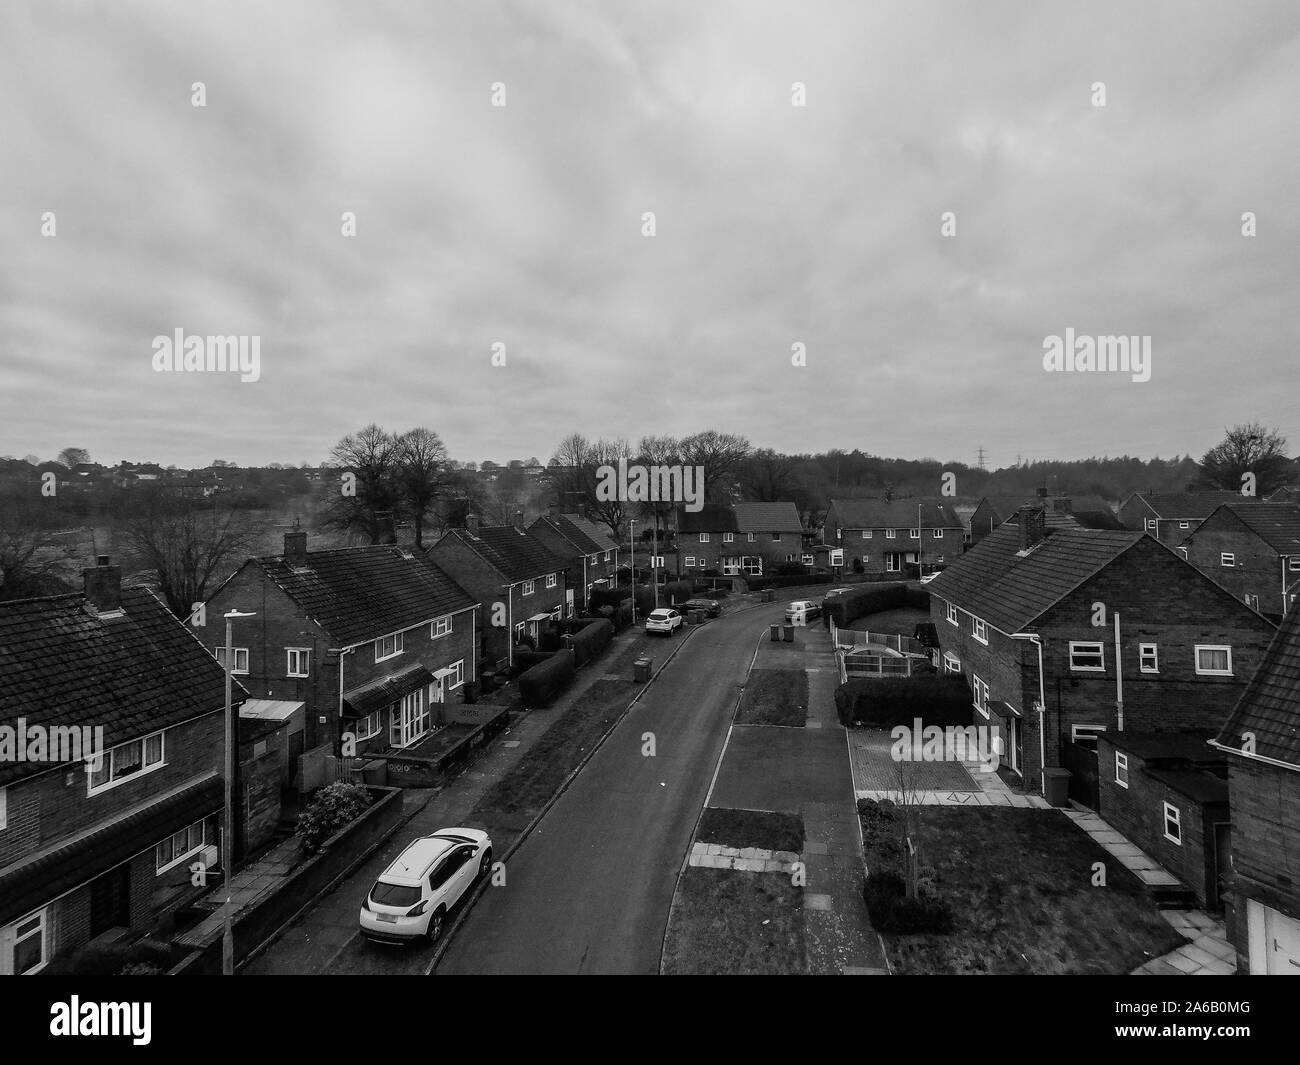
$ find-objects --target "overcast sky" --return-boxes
[2,0,1298,470]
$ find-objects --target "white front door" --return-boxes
[1249,900,1300,974]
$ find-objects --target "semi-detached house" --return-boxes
[823,498,963,576]
[527,510,621,612]
[1178,501,1300,620]
[927,507,1275,797]
[676,502,804,576]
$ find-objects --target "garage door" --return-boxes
[1248,899,1300,974]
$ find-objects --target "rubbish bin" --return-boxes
[762,589,775,603]
[782,624,794,642]
[688,609,704,625]
[634,657,652,682]
[770,624,781,641]
[1042,767,1071,807]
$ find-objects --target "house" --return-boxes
[1265,485,1300,504]
[1210,604,1300,972]
[1117,490,1249,543]
[675,502,804,577]
[927,507,1276,795]
[1177,502,1300,619]
[969,492,1123,543]
[427,518,567,669]
[203,531,479,785]
[0,557,240,974]
[527,509,622,612]
[822,498,963,576]
[1097,731,1228,909]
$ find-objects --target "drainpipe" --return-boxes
[1283,556,1290,618]
[505,582,516,668]
[1011,632,1047,796]
[1114,611,1124,732]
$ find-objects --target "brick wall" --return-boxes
[1228,756,1300,920]
[838,527,962,575]
[1183,523,1285,617]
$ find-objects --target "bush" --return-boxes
[571,619,615,667]
[518,651,576,706]
[774,561,809,576]
[862,870,954,934]
[824,583,908,628]
[296,781,372,856]
[664,579,693,606]
[834,675,973,728]
[511,649,557,676]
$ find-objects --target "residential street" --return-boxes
[435,603,784,974]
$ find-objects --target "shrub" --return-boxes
[824,583,908,628]
[296,781,372,856]
[518,651,576,706]
[861,870,954,934]
[834,675,972,728]
[664,579,693,605]
[571,619,615,667]
[746,573,835,592]
[588,585,626,612]
[511,649,557,676]
[774,561,809,576]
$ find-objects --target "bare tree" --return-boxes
[117,489,260,618]
[891,758,923,899]
[326,424,402,544]
[588,436,632,537]
[739,447,798,501]
[57,447,91,468]
[1198,422,1292,495]
[0,501,77,600]
[395,427,450,548]
[679,430,752,502]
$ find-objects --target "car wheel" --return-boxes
[478,848,493,879]
[426,908,445,944]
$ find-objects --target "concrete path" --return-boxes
[1132,911,1234,975]
[1060,807,1182,889]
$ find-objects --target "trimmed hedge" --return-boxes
[745,573,835,592]
[518,651,576,707]
[834,674,973,728]
[511,649,557,676]
[571,619,615,667]
[588,584,633,612]
[823,583,907,628]
[904,586,931,611]
[664,580,693,605]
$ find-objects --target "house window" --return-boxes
[604,551,612,563]
[1115,753,1129,788]
[723,533,734,543]
[943,651,961,673]
[946,602,958,626]
[1179,521,1189,529]
[514,621,525,643]
[522,580,535,596]
[932,528,943,538]
[801,554,814,566]
[5,909,47,975]
[971,617,988,644]
[835,529,842,541]
[1069,641,1105,671]
[447,660,465,689]
[431,617,452,639]
[213,646,249,674]
[862,530,871,539]
[1195,645,1233,676]
[353,709,382,741]
[885,529,897,539]
[1071,724,1107,746]
[771,532,781,542]
[909,528,920,539]
[971,674,990,717]
[546,574,557,589]
[1163,802,1182,845]
[1290,557,1300,571]
[0,786,5,831]
[389,689,430,748]
[685,556,696,567]
[743,557,763,575]
[1220,552,1235,567]
[286,648,311,677]
[699,533,710,543]
[156,818,210,873]
[375,632,404,662]
[1138,643,1158,673]
[747,533,756,542]
[88,732,165,794]
[885,555,900,572]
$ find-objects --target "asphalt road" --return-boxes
[435,603,785,974]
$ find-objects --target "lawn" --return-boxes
[698,807,804,854]
[734,668,808,727]
[661,867,805,974]
[845,605,929,637]
[860,802,1187,974]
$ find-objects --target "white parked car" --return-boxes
[920,572,940,584]
[645,607,684,636]
[785,599,821,622]
[360,828,492,945]
[824,588,852,598]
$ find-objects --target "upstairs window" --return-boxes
[946,603,958,626]
[971,617,987,644]
[1069,642,1105,671]
[431,617,452,639]
[1115,753,1129,788]
[908,528,920,539]
[546,574,557,589]
[1220,553,1235,567]
[1163,802,1182,844]
[88,732,165,794]
[375,632,404,661]
[1138,643,1158,673]
[286,648,311,677]
[521,580,535,597]
[1195,645,1232,676]
[723,533,734,543]
[214,647,249,674]
[699,533,710,543]
[885,529,897,540]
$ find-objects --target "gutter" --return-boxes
[1207,738,1300,774]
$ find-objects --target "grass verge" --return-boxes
[661,868,805,974]
[698,807,804,854]
[735,668,808,727]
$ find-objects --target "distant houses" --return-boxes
[1178,502,1300,619]
[1117,490,1250,544]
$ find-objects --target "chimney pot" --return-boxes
[83,557,121,613]
[284,529,308,564]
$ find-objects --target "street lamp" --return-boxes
[628,519,636,624]
[222,608,256,975]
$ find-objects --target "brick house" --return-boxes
[203,531,479,785]
[969,493,1122,543]
[1210,606,1300,973]
[927,507,1276,795]
[1177,501,1300,620]
[1116,490,1249,544]
[823,498,963,576]
[0,557,239,974]
[527,509,621,612]
[427,519,567,670]
[675,502,804,577]
[1097,732,1228,909]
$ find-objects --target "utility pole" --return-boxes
[653,518,660,609]
[976,447,987,472]
[222,608,256,975]
[628,519,637,624]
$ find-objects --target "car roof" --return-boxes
[650,607,674,615]
[379,835,459,884]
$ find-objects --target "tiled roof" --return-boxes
[0,587,239,786]
[530,514,621,555]
[560,514,622,552]
[1208,502,1300,555]
[1105,730,1219,764]
[926,525,1145,633]
[1216,604,1300,767]
[437,526,567,584]
[677,504,738,534]
[1127,491,1248,519]
[830,498,962,530]
[256,546,477,647]
[343,664,435,718]
[733,502,803,533]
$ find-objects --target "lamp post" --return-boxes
[222,608,256,975]
[628,519,637,624]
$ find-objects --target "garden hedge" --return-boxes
[664,580,694,605]
[511,649,558,676]
[833,674,973,728]
[571,619,615,667]
[745,573,835,592]
[518,651,576,707]
[822,583,907,628]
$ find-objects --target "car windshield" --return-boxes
[651,610,671,619]
[371,881,421,907]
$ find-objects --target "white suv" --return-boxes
[360,828,492,944]
[645,607,684,636]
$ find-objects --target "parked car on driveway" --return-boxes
[680,597,721,618]
[785,599,821,622]
[824,587,852,598]
[645,607,684,635]
[360,828,493,945]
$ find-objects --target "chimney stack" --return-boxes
[1017,506,1046,551]
[465,512,480,535]
[284,529,308,564]
[83,555,121,613]
[549,503,560,520]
